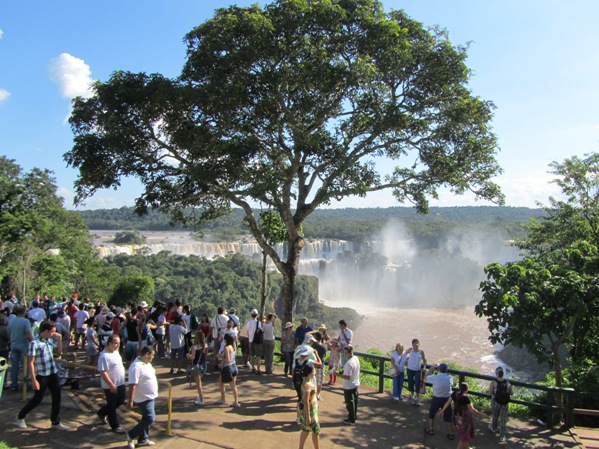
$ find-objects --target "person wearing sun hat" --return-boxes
[317,324,330,344]
[281,322,295,377]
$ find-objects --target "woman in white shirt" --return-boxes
[262,313,277,374]
[390,342,407,401]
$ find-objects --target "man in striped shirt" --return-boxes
[16,321,68,430]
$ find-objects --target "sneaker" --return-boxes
[393,396,400,401]
[16,418,27,429]
[138,441,156,447]
[244,362,251,369]
[194,399,204,406]
[127,436,135,449]
[52,422,69,431]
[343,419,356,426]
[113,427,127,434]
[414,400,421,406]
[398,395,405,400]
[317,395,322,401]
[488,424,498,433]
[500,437,507,443]
[98,412,108,424]
[213,398,225,405]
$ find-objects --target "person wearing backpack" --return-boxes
[488,366,513,442]
[293,347,322,425]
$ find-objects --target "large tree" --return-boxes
[476,153,599,389]
[65,0,503,325]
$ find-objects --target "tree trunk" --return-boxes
[259,251,267,318]
[552,342,564,424]
[280,239,303,328]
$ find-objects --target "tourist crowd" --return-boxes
[0,291,512,449]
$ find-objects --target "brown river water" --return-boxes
[322,301,502,376]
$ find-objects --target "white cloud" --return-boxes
[0,88,10,103]
[48,53,94,99]
[0,29,4,39]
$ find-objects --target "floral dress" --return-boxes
[300,380,320,434]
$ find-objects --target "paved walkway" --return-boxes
[0,356,589,449]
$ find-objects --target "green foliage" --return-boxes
[109,274,155,308]
[0,157,106,301]
[477,153,599,393]
[112,230,146,245]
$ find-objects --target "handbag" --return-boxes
[146,327,156,346]
[419,377,427,394]
[388,367,398,377]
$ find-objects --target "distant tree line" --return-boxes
[79,205,541,243]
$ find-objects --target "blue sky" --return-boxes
[1,1,598,210]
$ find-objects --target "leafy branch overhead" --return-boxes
[65,0,503,324]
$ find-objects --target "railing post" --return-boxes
[546,387,556,428]
[378,358,385,394]
[22,356,28,401]
[563,388,576,428]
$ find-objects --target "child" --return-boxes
[327,337,342,385]
[406,338,427,406]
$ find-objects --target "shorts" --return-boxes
[249,342,263,358]
[315,367,324,388]
[239,336,249,355]
[124,341,139,362]
[429,396,452,421]
[221,363,238,383]
[171,346,186,360]
[86,345,98,356]
[76,327,86,335]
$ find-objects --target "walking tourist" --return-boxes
[16,321,68,430]
[298,364,321,449]
[127,345,158,449]
[97,334,127,434]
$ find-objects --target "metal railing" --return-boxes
[353,350,599,428]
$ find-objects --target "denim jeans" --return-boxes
[343,387,359,423]
[128,399,155,444]
[18,373,62,425]
[392,371,405,398]
[98,384,126,430]
[10,345,28,387]
[283,351,294,375]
